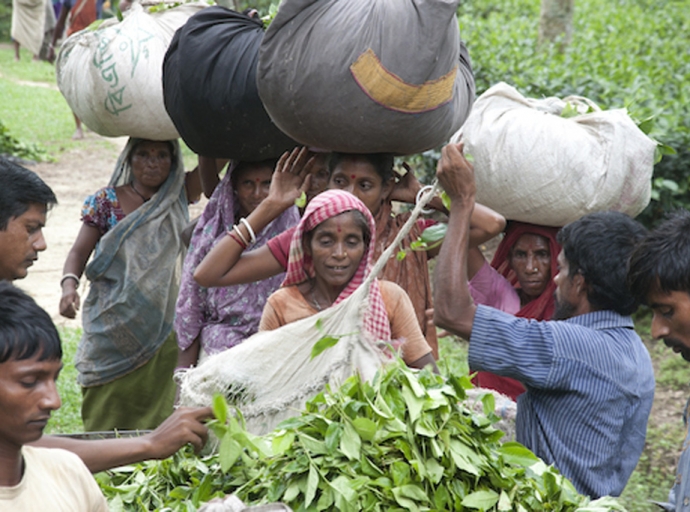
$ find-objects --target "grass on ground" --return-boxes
[46,326,84,434]
[0,45,199,169]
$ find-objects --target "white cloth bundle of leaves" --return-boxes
[178,186,438,435]
[453,82,657,227]
[55,2,207,140]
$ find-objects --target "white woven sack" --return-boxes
[178,281,386,435]
[453,82,656,226]
[178,185,439,436]
[56,2,207,139]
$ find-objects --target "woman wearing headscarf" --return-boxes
[175,159,300,368]
[195,148,454,358]
[59,138,200,431]
[468,220,561,400]
[259,189,436,371]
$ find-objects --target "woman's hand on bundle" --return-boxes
[392,163,448,214]
[389,163,421,205]
[59,282,80,319]
[266,147,316,210]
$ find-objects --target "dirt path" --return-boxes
[14,133,206,326]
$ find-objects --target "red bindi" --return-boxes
[337,226,341,232]
[350,175,356,180]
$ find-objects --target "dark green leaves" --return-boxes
[98,361,626,511]
[411,223,447,252]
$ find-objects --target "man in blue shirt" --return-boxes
[433,143,655,498]
[628,209,690,511]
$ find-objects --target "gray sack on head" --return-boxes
[257,0,475,155]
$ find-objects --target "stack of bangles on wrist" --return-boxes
[60,273,80,287]
[227,218,256,250]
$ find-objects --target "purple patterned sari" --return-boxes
[174,169,299,357]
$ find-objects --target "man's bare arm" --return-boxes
[433,143,478,340]
[33,406,213,473]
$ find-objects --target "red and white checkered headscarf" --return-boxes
[282,190,392,343]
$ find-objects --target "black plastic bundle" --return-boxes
[163,7,297,160]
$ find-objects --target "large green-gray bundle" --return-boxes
[99,360,626,511]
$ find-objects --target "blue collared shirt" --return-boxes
[469,305,655,498]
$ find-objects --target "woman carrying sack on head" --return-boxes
[59,138,201,431]
[259,189,437,372]
[175,159,300,369]
[468,217,561,400]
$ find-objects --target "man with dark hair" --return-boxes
[627,209,690,511]
[0,157,213,473]
[0,157,57,281]
[0,282,107,510]
[433,143,655,498]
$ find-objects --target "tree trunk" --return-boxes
[538,0,575,49]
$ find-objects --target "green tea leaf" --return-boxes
[325,422,342,453]
[433,485,450,510]
[272,430,295,455]
[298,433,328,455]
[419,223,448,244]
[212,393,228,425]
[637,116,655,134]
[311,335,340,359]
[481,392,495,417]
[316,486,334,510]
[401,385,424,423]
[425,457,445,484]
[330,475,358,510]
[394,484,429,502]
[305,464,319,507]
[219,433,241,472]
[396,249,407,261]
[294,191,307,208]
[561,102,580,118]
[462,489,500,509]
[360,455,384,478]
[340,421,361,461]
[283,481,301,502]
[390,460,410,486]
[498,490,512,510]
[441,191,452,211]
[498,442,540,466]
[352,417,378,441]
[449,440,481,476]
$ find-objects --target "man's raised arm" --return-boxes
[433,143,478,339]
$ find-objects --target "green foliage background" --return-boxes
[2,0,688,223]
[402,0,690,226]
[0,0,11,42]
[458,0,690,225]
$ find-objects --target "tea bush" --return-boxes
[434,0,690,225]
